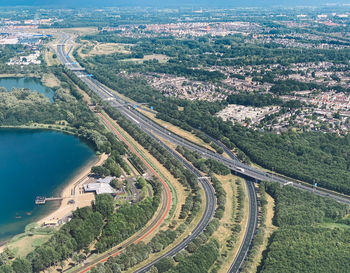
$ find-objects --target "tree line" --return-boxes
[226,93,283,107]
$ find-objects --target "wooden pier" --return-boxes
[35,196,63,205]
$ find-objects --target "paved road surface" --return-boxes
[55,34,350,273]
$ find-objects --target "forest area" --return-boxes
[0,65,120,154]
[82,33,350,68]
[259,182,350,273]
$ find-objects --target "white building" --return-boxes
[84,183,115,195]
[83,176,116,195]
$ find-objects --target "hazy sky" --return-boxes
[0,0,346,7]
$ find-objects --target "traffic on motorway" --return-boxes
[55,33,350,273]
[57,35,222,273]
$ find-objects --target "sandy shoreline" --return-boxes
[0,153,107,253]
[37,153,108,226]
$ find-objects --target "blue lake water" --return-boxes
[0,77,55,102]
[0,129,96,242]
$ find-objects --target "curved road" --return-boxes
[56,36,218,273]
[55,33,350,273]
[67,112,172,273]
[228,181,258,273]
[79,76,256,272]
[56,34,350,206]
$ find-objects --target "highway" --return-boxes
[55,33,350,273]
[134,130,216,273]
[228,181,258,273]
[56,36,219,273]
[56,34,350,206]
[75,71,350,205]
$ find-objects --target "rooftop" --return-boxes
[96,176,116,184]
[84,183,115,195]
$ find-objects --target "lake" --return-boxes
[0,129,96,242]
[0,77,55,102]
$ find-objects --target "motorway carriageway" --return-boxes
[56,40,279,273]
[56,34,350,272]
[76,69,350,269]
[77,73,255,273]
[57,39,218,273]
[90,75,254,273]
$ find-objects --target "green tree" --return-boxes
[90,264,107,273]
[111,179,124,190]
[11,258,32,273]
[149,266,158,273]
[95,194,114,218]
[91,166,109,177]
[155,257,175,273]
[0,253,8,266]
[0,265,13,273]
[136,177,147,189]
